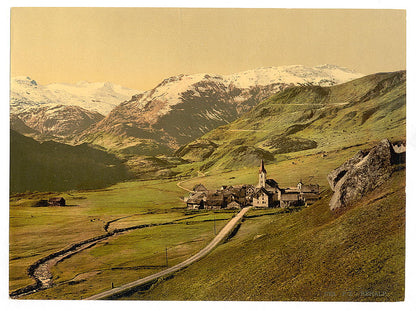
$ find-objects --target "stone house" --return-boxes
[186,192,206,210]
[205,192,225,210]
[253,187,272,208]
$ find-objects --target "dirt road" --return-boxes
[85,206,252,300]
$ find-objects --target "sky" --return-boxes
[11,8,406,91]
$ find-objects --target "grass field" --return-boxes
[9,176,238,299]
[9,137,405,300]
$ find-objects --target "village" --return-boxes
[185,160,320,210]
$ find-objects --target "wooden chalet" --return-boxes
[48,197,66,206]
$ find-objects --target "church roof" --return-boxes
[266,179,279,188]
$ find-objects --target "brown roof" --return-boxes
[253,187,271,199]
[227,201,241,208]
[193,184,208,192]
[301,185,320,193]
[186,192,206,203]
[206,192,224,200]
[284,188,301,194]
[281,193,299,201]
[266,179,279,188]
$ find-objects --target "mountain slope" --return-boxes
[78,65,362,156]
[10,77,140,115]
[177,70,406,172]
[12,105,104,140]
[126,166,405,301]
[10,130,130,193]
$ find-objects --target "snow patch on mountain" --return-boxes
[223,64,363,88]
[10,77,141,115]
[129,64,363,118]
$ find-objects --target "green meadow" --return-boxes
[9,177,234,299]
[10,139,404,300]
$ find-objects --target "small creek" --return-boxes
[10,213,223,299]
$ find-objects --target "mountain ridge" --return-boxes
[10,76,141,115]
[77,64,362,156]
[175,70,406,173]
[10,129,130,193]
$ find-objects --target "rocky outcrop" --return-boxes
[327,139,405,210]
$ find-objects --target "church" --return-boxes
[185,160,320,210]
[252,160,320,208]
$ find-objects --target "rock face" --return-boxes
[327,139,405,210]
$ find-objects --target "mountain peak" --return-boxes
[12,76,38,86]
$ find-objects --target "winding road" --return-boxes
[86,206,252,300]
[12,172,249,300]
[176,171,206,192]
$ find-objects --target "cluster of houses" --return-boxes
[185,160,320,210]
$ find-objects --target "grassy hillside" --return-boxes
[124,167,405,301]
[10,130,131,193]
[177,71,405,173]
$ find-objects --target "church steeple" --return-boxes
[259,159,267,174]
[258,160,267,187]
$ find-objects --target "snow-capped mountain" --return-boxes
[223,64,362,88]
[79,64,363,155]
[100,64,362,122]
[12,105,104,139]
[10,77,141,115]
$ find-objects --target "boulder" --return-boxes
[327,139,405,210]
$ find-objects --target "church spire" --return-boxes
[258,160,267,187]
[259,159,267,174]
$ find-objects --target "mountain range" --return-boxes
[176,70,405,172]
[75,64,363,156]
[14,64,400,191]
[11,76,140,115]
[10,77,141,141]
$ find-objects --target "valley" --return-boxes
[9,68,406,301]
[9,137,405,300]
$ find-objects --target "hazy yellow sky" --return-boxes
[11,8,406,90]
